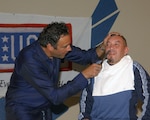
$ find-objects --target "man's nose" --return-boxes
[109,44,114,50]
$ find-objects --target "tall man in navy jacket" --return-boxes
[5,22,106,120]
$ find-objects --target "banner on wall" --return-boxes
[0,23,72,72]
[0,13,91,97]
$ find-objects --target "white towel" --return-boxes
[92,55,134,96]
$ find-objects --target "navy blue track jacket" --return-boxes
[79,61,150,120]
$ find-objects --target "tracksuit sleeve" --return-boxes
[133,62,150,120]
[78,79,94,120]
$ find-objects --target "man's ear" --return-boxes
[47,43,54,50]
[125,47,129,55]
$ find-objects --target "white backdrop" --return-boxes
[0,13,92,97]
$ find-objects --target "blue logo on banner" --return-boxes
[0,32,40,64]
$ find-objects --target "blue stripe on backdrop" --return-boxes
[91,0,120,47]
[91,12,120,47]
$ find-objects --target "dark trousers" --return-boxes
[6,104,52,120]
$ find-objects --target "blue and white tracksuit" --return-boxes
[79,61,150,120]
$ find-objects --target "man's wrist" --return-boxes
[99,42,105,52]
[95,42,106,59]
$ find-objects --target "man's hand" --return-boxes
[81,63,102,79]
[104,32,121,44]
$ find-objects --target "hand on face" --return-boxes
[103,32,121,46]
[96,32,121,60]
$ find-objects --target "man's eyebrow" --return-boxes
[111,34,122,37]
